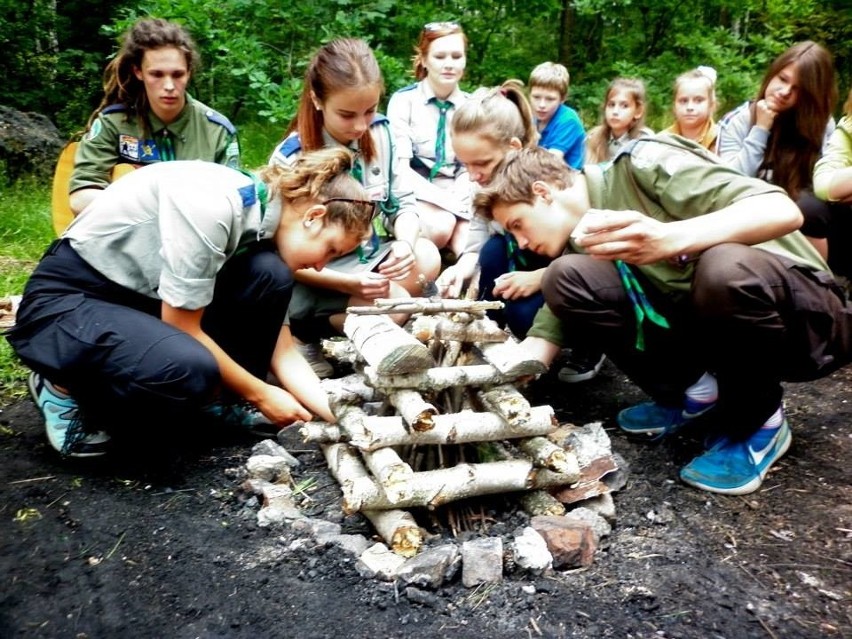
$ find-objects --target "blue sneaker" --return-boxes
[28,372,110,457]
[617,398,715,437]
[204,400,279,438]
[679,419,792,495]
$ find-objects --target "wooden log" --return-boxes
[321,339,361,366]
[409,315,508,344]
[311,405,556,450]
[476,337,547,378]
[322,374,379,414]
[343,314,435,374]
[364,363,517,392]
[362,509,423,558]
[518,436,580,476]
[519,490,566,517]
[341,459,580,511]
[320,443,380,515]
[387,389,437,432]
[347,298,503,317]
[475,384,531,428]
[361,447,415,504]
[300,421,347,443]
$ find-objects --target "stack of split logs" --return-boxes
[301,297,620,558]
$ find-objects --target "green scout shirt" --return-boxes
[69,95,240,194]
[527,134,829,346]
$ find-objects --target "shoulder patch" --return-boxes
[278,135,302,158]
[86,118,103,141]
[205,109,237,135]
[102,103,128,115]
[371,113,389,127]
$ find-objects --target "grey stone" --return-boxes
[602,452,630,492]
[397,544,460,589]
[257,501,304,526]
[564,506,612,539]
[326,533,370,557]
[356,543,406,580]
[251,440,301,467]
[0,106,63,181]
[246,455,292,482]
[512,527,553,574]
[291,517,342,539]
[405,586,441,608]
[580,492,617,523]
[461,537,504,587]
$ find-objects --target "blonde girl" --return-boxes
[662,66,719,151]
[585,77,653,164]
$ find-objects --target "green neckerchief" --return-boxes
[429,98,452,181]
[159,130,176,162]
[615,260,670,350]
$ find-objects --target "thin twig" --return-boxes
[8,476,56,485]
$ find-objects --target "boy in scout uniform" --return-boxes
[474,140,852,495]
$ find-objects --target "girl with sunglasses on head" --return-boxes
[387,21,472,259]
[270,38,441,377]
[9,148,373,458]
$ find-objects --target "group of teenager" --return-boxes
[7,18,852,497]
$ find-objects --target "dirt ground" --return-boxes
[1,361,850,639]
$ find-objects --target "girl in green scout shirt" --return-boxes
[475,143,852,495]
[387,21,472,259]
[9,149,372,458]
[68,18,240,217]
[269,38,441,378]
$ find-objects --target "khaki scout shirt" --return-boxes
[527,135,829,346]
[70,95,240,193]
[65,161,278,310]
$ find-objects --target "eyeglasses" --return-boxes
[423,21,461,32]
[323,197,379,219]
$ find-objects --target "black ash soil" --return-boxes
[1,362,850,638]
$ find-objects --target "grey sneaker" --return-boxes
[297,341,334,378]
[557,349,606,383]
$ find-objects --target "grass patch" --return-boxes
[0,177,53,402]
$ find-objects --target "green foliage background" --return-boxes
[3,0,851,141]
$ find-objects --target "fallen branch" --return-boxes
[409,315,508,343]
[348,298,503,317]
[364,363,519,392]
[362,509,423,558]
[387,389,437,432]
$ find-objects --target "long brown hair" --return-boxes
[586,77,648,164]
[286,38,384,163]
[755,40,837,198]
[86,18,199,132]
[451,80,538,148]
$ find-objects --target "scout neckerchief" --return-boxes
[237,169,267,217]
[159,130,176,162]
[348,154,382,264]
[429,98,452,181]
[614,260,669,351]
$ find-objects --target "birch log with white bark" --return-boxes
[409,315,508,343]
[341,459,580,511]
[388,389,437,432]
[518,436,580,476]
[362,509,423,558]
[364,364,515,392]
[302,405,556,449]
[348,298,503,317]
[343,314,434,374]
[361,446,415,504]
[518,490,567,517]
[475,384,531,428]
[476,338,547,378]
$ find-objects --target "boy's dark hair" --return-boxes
[474,147,575,220]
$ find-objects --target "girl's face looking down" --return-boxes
[275,204,361,272]
[423,33,466,98]
[452,133,520,186]
[313,85,381,145]
[673,77,712,130]
[605,88,642,138]
[133,46,190,125]
[763,63,799,113]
